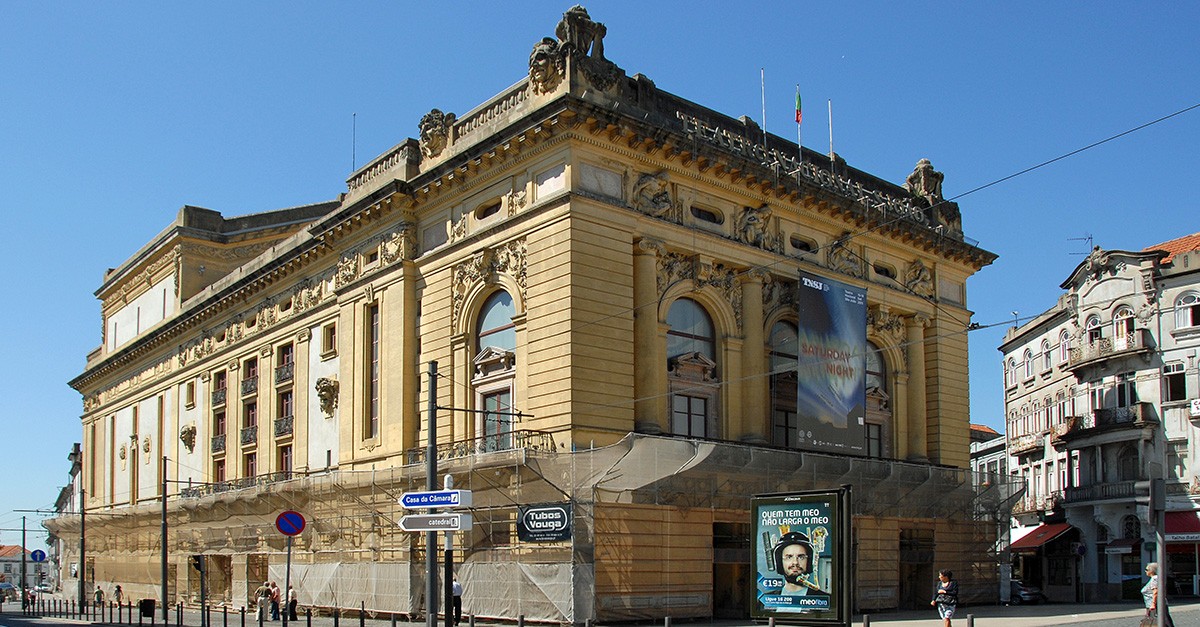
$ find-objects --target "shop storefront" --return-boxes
[1165,510,1200,598]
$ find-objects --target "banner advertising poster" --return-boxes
[751,490,848,624]
[795,269,867,456]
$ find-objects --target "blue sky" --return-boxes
[2,2,1198,546]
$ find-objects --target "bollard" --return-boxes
[392,614,397,627]
[966,614,974,627]
[334,608,340,627]
[518,615,525,627]
[306,607,312,627]
[863,616,870,627]
[360,601,365,627]
[768,618,775,627]
[585,620,591,627]
[241,606,246,627]
[664,616,671,627]
[224,605,228,627]
[468,614,475,627]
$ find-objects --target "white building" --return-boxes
[1000,234,1200,602]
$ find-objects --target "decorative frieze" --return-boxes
[656,251,742,332]
[452,239,528,330]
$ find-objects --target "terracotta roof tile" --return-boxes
[1145,231,1200,263]
[970,424,1000,436]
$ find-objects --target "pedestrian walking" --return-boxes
[451,575,463,625]
[1141,562,1175,627]
[114,584,123,606]
[94,586,104,607]
[930,569,958,627]
[254,581,271,621]
[269,582,281,620]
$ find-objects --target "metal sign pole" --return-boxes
[426,362,438,627]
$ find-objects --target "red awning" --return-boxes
[1010,523,1073,552]
[1166,511,1200,542]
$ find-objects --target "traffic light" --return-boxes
[1134,478,1165,510]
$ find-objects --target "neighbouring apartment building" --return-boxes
[1000,234,1200,603]
[51,6,1007,622]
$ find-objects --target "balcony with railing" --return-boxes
[178,471,293,499]
[406,429,557,464]
[1009,433,1045,456]
[241,377,258,397]
[1066,328,1152,371]
[275,415,294,438]
[275,362,294,385]
[1063,479,1144,504]
[211,434,226,454]
[1060,403,1155,443]
[241,426,257,446]
[1010,491,1063,516]
[211,388,227,407]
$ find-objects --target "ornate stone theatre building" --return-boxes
[56,6,1007,622]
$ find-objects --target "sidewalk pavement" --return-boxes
[9,599,1200,627]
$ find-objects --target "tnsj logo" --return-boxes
[802,277,828,291]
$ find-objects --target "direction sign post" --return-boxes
[274,511,305,627]
[398,513,473,533]
[399,490,472,510]
[29,550,46,563]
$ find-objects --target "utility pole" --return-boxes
[21,516,27,607]
[80,487,87,609]
[161,456,169,622]
[426,361,438,627]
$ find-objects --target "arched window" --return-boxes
[1041,340,1052,371]
[1006,357,1018,387]
[1023,349,1034,379]
[769,321,798,447]
[666,298,717,438]
[474,290,517,451]
[1117,445,1139,483]
[1113,306,1135,347]
[1085,315,1102,344]
[1121,515,1141,541]
[1176,292,1200,328]
[863,342,889,458]
[1058,329,1070,363]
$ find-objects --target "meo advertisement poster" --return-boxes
[752,489,849,625]
[795,269,867,456]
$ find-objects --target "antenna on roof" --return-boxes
[352,112,358,172]
[1068,233,1094,255]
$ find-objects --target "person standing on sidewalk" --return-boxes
[1142,563,1175,627]
[269,581,281,620]
[451,575,463,625]
[287,584,298,621]
[930,569,958,627]
[254,581,270,621]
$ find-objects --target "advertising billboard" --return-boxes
[752,488,851,625]
[795,270,867,456]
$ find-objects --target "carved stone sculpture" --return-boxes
[632,171,672,217]
[418,109,456,159]
[316,377,339,416]
[555,5,606,60]
[528,37,565,95]
[180,424,197,453]
[904,159,944,207]
[827,238,865,278]
[904,259,935,298]
[736,204,776,250]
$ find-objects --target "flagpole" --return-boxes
[795,84,802,166]
[760,68,768,150]
[827,99,834,163]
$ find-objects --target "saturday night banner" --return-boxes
[795,270,867,456]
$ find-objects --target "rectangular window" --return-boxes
[482,389,513,451]
[245,357,258,379]
[367,303,380,439]
[243,452,257,478]
[866,423,882,458]
[278,390,293,418]
[1164,363,1187,402]
[322,323,337,356]
[671,395,707,437]
[213,410,226,437]
[278,445,293,474]
[243,402,257,428]
[213,459,225,483]
[1169,442,1188,481]
[1116,373,1137,408]
[278,344,294,365]
[1090,385,1105,412]
[214,371,227,390]
[772,409,797,448]
[185,381,196,408]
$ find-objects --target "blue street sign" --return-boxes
[29,550,46,563]
[399,489,472,509]
[275,510,306,536]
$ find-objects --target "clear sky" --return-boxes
[2,2,1198,547]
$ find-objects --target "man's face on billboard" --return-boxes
[781,544,810,583]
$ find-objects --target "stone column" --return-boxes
[633,239,665,433]
[893,372,910,460]
[738,270,767,442]
[906,314,929,462]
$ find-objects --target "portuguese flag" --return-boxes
[795,86,802,124]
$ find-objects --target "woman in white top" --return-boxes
[1141,563,1175,627]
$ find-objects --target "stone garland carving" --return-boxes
[380,225,417,264]
[528,37,566,95]
[868,305,905,345]
[904,260,935,299]
[334,254,360,289]
[292,280,324,314]
[180,424,196,453]
[735,204,783,253]
[448,213,470,244]
[451,239,528,330]
[656,251,743,332]
[316,377,339,416]
[142,436,152,462]
[826,238,865,279]
[504,188,527,216]
[419,109,456,160]
[118,444,127,469]
[632,171,672,218]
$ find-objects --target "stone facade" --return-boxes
[56,6,1001,622]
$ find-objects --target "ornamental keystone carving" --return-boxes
[180,424,197,453]
[656,252,743,332]
[736,204,782,252]
[334,254,360,289]
[632,171,672,217]
[419,109,456,159]
[316,377,339,416]
[904,260,934,298]
[452,239,528,330]
[528,37,565,95]
[868,305,905,344]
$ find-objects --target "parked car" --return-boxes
[1009,579,1047,604]
[0,582,16,601]
[34,583,52,593]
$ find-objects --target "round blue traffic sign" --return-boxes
[275,510,306,536]
[29,550,46,563]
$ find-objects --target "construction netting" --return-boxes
[45,433,1022,623]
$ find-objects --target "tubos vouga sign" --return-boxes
[518,503,572,542]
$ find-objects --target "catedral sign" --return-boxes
[752,488,852,626]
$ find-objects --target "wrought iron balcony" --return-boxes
[1066,328,1152,371]
[211,434,226,453]
[1060,403,1154,442]
[1063,480,1141,504]
[1009,491,1063,516]
[405,429,557,464]
[211,388,227,407]
[275,362,294,385]
[241,377,258,396]
[275,415,294,438]
[178,471,293,499]
[240,426,257,446]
